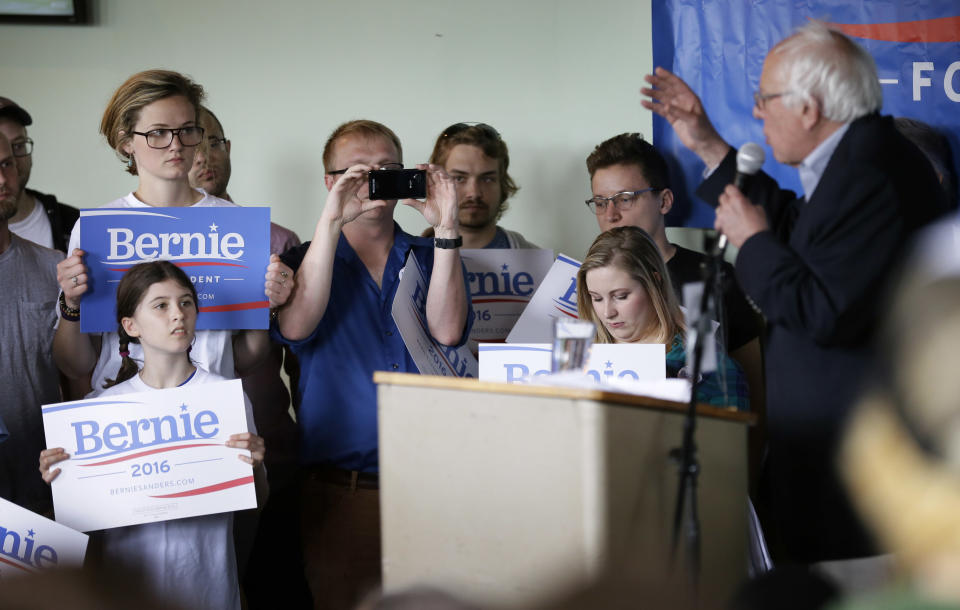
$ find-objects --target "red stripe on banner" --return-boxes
[174,261,248,268]
[823,16,960,43]
[148,475,254,498]
[79,443,220,466]
[472,297,530,304]
[553,307,579,319]
[199,301,270,313]
[112,261,249,272]
[0,556,35,573]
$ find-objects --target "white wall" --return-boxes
[0,0,653,258]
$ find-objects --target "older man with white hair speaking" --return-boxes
[642,22,947,565]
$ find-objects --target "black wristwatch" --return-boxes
[434,236,463,249]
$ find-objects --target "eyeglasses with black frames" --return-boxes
[327,162,403,176]
[207,137,229,152]
[585,188,660,215]
[132,126,205,149]
[11,137,33,157]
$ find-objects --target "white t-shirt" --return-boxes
[9,196,54,249]
[64,191,240,395]
[97,368,251,610]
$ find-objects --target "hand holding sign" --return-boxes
[56,248,89,309]
[39,447,70,484]
[264,253,294,309]
[226,432,265,468]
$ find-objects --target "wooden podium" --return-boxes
[375,372,754,607]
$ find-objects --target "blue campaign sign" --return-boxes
[652,0,960,227]
[79,207,271,333]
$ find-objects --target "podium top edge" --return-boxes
[373,372,755,425]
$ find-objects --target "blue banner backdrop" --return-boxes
[653,1,960,228]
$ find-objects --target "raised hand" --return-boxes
[402,164,459,238]
[640,67,731,169]
[57,249,89,309]
[321,164,387,227]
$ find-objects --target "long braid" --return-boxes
[103,330,141,389]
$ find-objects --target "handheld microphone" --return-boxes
[716,142,765,253]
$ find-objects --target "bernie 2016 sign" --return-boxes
[79,207,271,333]
[0,496,88,577]
[41,379,257,532]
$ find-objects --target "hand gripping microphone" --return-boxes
[716,142,765,253]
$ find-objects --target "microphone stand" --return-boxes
[669,232,727,596]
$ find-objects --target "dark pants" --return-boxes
[300,469,381,610]
[242,463,313,609]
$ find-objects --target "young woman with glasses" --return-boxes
[53,69,292,399]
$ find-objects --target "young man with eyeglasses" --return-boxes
[427,122,537,249]
[188,105,311,608]
[0,97,78,252]
[273,119,471,608]
[585,132,762,360]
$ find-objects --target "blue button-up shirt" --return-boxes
[275,223,472,471]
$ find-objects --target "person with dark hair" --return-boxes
[894,117,957,210]
[577,226,748,410]
[0,131,63,514]
[189,104,311,608]
[276,119,472,607]
[53,70,293,396]
[585,133,763,395]
[0,96,79,252]
[41,260,265,610]
[642,22,948,565]
[427,122,536,248]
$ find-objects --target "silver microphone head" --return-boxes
[736,142,765,175]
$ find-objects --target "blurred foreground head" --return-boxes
[0,566,184,610]
[842,267,960,599]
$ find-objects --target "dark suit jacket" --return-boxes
[697,113,947,561]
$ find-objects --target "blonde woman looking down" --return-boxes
[577,226,748,410]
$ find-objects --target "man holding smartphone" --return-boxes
[273,120,472,608]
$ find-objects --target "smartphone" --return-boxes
[368,168,427,200]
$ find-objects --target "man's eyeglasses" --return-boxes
[585,188,660,215]
[132,126,205,149]
[207,137,229,152]
[327,162,403,176]
[753,90,794,111]
[11,137,33,157]
[441,122,501,140]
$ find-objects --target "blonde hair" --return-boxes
[321,119,402,173]
[577,226,685,344]
[100,70,205,175]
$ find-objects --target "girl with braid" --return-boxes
[40,260,264,610]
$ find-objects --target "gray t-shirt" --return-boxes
[0,234,63,513]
